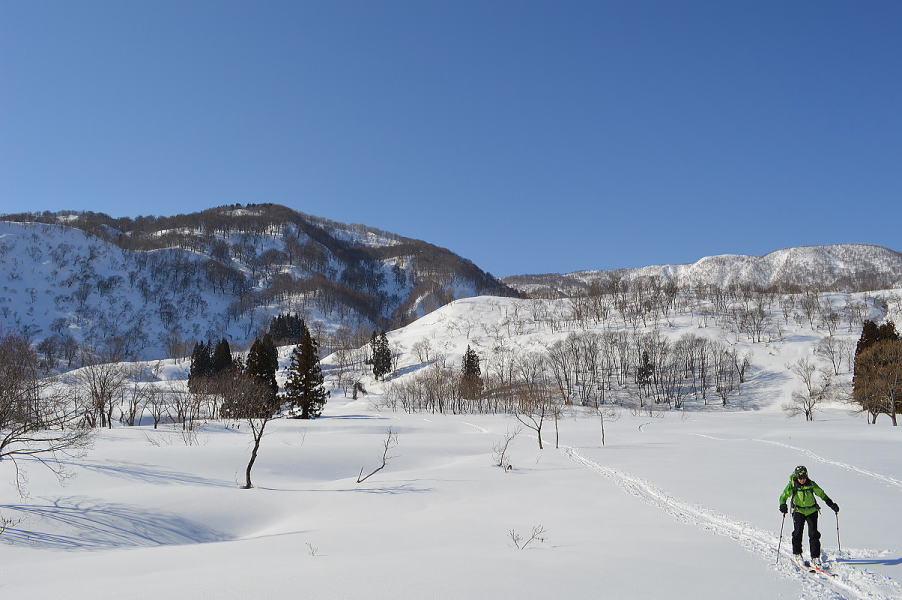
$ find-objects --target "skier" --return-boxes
[779,465,839,567]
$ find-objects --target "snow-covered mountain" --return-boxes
[0,204,517,360]
[503,244,902,297]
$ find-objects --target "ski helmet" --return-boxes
[794,465,808,479]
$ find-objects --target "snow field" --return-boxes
[1,293,901,599]
[2,391,900,599]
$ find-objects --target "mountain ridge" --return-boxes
[0,204,518,361]
[503,243,902,297]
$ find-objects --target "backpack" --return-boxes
[789,477,820,511]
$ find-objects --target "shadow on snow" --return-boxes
[38,458,235,489]
[0,497,230,550]
[836,557,902,566]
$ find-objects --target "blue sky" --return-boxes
[2,1,900,276]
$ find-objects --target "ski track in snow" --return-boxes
[751,439,902,492]
[461,421,489,434]
[562,445,900,600]
[690,434,902,492]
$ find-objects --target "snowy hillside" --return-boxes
[0,205,516,361]
[2,287,901,600]
[504,244,902,297]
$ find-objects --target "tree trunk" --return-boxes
[244,434,262,489]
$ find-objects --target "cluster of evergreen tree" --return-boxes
[188,329,329,421]
[283,321,328,419]
[268,312,306,345]
[370,331,392,381]
[459,345,483,399]
[188,339,234,392]
[853,320,902,425]
[854,320,899,357]
[219,333,279,419]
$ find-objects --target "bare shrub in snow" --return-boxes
[509,524,547,550]
[492,426,521,470]
[357,428,399,483]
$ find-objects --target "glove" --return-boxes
[828,501,839,513]
[779,503,788,514]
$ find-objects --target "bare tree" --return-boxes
[814,336,843,375]
[411,339,433,363]
[119,381,149,426]
[596,404,620,447]
[513,383,551,449]
[0,335,91,492]
[221,374,277,489]
[492,426,521,470]
[784,357,833,421]
[357,428,399,483]
[72,357,129,428]
[145,385,169,429]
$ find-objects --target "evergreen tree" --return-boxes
[269,312,305,345]
[877,321,899,343]
[188,340,213,392]
[856,320,881,357]
[246,334,278,404]
[460,345,483,400]
[636,350,654,387]
[372,330,392,381]
[854,320,900,405]
[367,331,377,366]
[283,324,327,419]
[211,338,233,375]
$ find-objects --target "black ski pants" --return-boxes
[791,511,821,558]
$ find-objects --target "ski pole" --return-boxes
[776,512,786,565]
[835,512,842,554]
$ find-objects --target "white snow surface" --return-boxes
[1,294,901,599]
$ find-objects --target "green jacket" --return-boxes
[779,476,830,516]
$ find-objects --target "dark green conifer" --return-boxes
[283,323,327,419]
[188,340,214,392]
[211,338,233,375]
[246,334,278,404]
[460,345,483,400]
[372,330,392,381]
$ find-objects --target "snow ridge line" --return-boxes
[561,445,899,600]
[751,439,902,491]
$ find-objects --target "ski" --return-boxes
[810,563,836,577]
[792,557,815,573]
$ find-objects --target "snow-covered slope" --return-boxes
[2,289,901,600]
[504,244,902,297]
